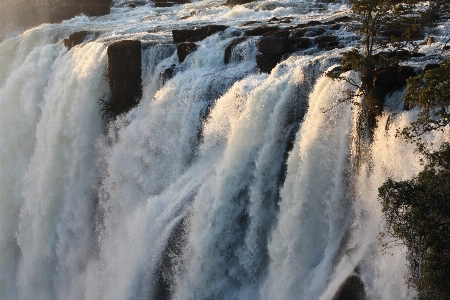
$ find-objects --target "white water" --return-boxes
[1,0,449,299]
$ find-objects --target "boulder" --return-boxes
[79,4,111,16]
[374,66,416,91]
[332,16,354,23]
[244,26,280,36]
[291,26,326,37]
[332,275,366,300]
[256,35,291,54]
[153,0,191,8]
[63,31,90,49]
[107,40,142,117]
[172,25,229,43]
[224,37,248,64]
[224,0,255,7]
[177,42,198,62]
[289,37,313,51]
[315,35,338,49]
[256,53,282,73]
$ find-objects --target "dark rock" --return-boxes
[263,30,291,38]
[242,21,261,26]
[224,0,255,7]
[153,0,191,7]
[269,17,279,22]
[172,25,229,43]
[244,26,279,36]
[396,66,416,85]
[424,63,440,73]
[177,42,198,62]
[256,35,291,54]
[443,45,450,51]
[374,66,416,91]
[295,20,323,29]
[291,26,326,38]
[332,275,366,300]
[224,37,248,64]
[63,31,90,49]
[410,52,425,58]
[179,11,196,20]
[79,3,111,16]
[315,35,338,49]
[381,26,425,41]
[160,64,177,84]
[289,37,313,51]
[107,40,142,117]
[256,53,282,73]
[332,16,354,23]
[330,24,341,30]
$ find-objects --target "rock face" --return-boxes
[332,275,366,300]
[172,25,229,43]
[63,31,90,49]
[224,0,255,7]
[256,35,292,54]
[224,37,248,64]
[153,0,191,8]
[256,53,282,73]
[177,42,198,62]
[107,40,142,118]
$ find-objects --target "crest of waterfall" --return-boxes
[1,0,448,299]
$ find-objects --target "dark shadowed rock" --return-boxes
[79,3,111,16]
[160,64,177,85]
[153,0,191,7]
[172,25,229,43]
[107,40,142,117]
[332,275,366,300]
[332,16,354,23]
[374,66,416,92]
[244,26,280,36]
[396,66,416,85]
[224,37,248,64]
[177,42,198,62]
[63,31,90,49]
[256,53,282,73]
[256,35,291,54]
[289,37,313,51]
[290,26,326,37]
[315,35,338,49]
[224,0,255,7]
[330,23,341,30]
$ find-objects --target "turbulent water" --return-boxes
[1,0,449,299]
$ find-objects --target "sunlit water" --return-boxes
[1,0,449,299]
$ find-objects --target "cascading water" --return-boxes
[1,0,449,299]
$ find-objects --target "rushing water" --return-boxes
[1,0,449,299]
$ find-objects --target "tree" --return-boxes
[379,55,450,299]
[378,143,450,300]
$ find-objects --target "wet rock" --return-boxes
[419,36,435,45]
[63,31,90,49]
[172,25,229,43]
[289,37,313,51]
[374,66,416,91]
[291,26,326,37]
[330,23,341,30]
[244,26,279,36]
[256,35,291,54]
[79,3,111,16]
[224,37,248,64]
[332,16,354,23]
[242,20,261,26]
[224,0,255,7]
[256,53,282,73]
[153,0,191,7]
[269,17,279,22]
[294,20,323,29]
[160,64,177,84]
[107,40,142,117]
[332,275,366,300]
[177,42,198,62]
[315,35,338,49]
[179,11,196,20]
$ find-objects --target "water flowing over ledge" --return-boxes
[1,0,450,299]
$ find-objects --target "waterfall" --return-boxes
[1,0,447,299]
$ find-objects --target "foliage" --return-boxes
[378,143,450,300]
[401,59,450,143]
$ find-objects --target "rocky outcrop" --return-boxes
[177,42,198,62]
[224,0,255,7]
[153,0,191,8]
[107,40,142,118]
[256,53,282,73]
[256,34,292,54]
[244,26,280,36]
[172,25,229,43]
[332,275,366,300]
[374,65,417,92]
[63,31,90,49]
[224,37,248,64]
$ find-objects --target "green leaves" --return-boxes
[401,59,450,142]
